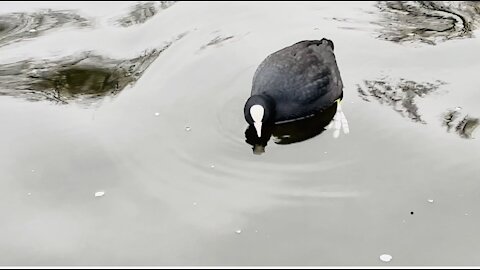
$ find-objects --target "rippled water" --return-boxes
[1,1,480,266]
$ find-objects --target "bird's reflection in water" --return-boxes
[245,101,338,155]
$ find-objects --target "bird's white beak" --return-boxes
[254,122,262,137]
[250,104,265,138]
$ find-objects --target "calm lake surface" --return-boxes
[1,1,480,266]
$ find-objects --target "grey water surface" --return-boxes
[0,1,480,266]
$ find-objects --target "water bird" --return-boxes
[244,39,348,138]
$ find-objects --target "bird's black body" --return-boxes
[246,39,343,124]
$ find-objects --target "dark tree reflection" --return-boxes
[0,33,187,106]
[0,10,90,48]
[357,77,446,124]
[443,108,479,139]
[115,1,177,27]
[358,77,478,139]
[374,1,480,45]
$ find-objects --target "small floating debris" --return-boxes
[210,164,215,169]
[29,29,37,33]
[31,169,35,173]
[154,112,160,116]
[380,254,393,262]
[235,229,242,234]
[94,191,105,197]
[185,126,191,132]
[427,199,434,203]
[27,192,32,196]
[455,107,462,111]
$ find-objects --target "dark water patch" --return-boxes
[115,1,177,27]
[0,33,187,106]
[357,77,446,123]
[0,10,91,48]
[374,1,480,45]
[443,108,479,139]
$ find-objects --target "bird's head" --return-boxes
[244,94,275,138]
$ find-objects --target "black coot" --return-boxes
[244,39,343,138]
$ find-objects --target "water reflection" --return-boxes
[0,10,90,48]
[245,102,337,154]
[0,51,156,105]
[0,33,186,106]
[374,1,480,45]
[200,35,235,50]
[357,77,479,139]
[357,77,446,123]
[115,1,177,27]
[443,108,479,139]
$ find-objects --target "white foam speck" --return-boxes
[380,254,392,262]
[95,191,105,197]
[235,229,242,234]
